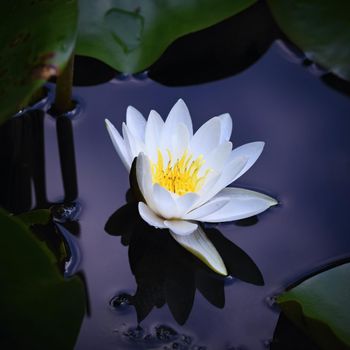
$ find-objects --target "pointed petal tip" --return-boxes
[218,266,228,276]
[256,141,265,154]
[212,260,228,276]
[173,98,189,110]
[250,141,265,151]
[105,118,112,127]
[264,193,278,207]
[126,105,137,113]
[170,227,228,275]
[105,119,117,133]
[204,252,228,276]
[270,197,279,206]
[219,112,232,122]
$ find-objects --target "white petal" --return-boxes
[170,226,227,275]
[200,187,278,222]
[217,113,233,142]
[164,219,198,235]
[160,99,193,150]
[229,142,265,182]
[105,119,132,170]
[138,202,166,228]
[195,156,248,207]
[122,123,145,160]
[183,197,229,220]
[166,99,193,135]
[175,192,200,216]
[145,110,164,162]
[171,123,190,161]
[126,106,146,142]
[200,141,232,175]
[152,184,178,219]
[197,171,220,195]
[210,156,248,192]
[190,117,222,157]
[136,153,157,212]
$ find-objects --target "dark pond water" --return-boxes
[2,31,350,350]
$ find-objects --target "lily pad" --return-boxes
[277,262,350,350]
[76,0,256,73]
[0,0,78,124]
[0,209,85,349]
[267,0,350,80]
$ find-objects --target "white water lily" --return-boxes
[105,99,277,275]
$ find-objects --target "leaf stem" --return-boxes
[54,53,75,114]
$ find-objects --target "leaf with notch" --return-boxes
[76,0,257,73]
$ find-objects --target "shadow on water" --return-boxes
[105,199,264,325]
[0,107,85,280]
[0,109,79,212]
[0,110,47,213]
[0,106,91,347]
[270,313,322,350]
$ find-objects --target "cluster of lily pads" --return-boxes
[0,0,349,124]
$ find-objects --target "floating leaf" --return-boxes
[267,0,350,80]
[277,262,350,350]
[0,0,78,123]
[76,0,256,73]
[0,209,85,349]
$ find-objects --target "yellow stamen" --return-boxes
[151,149,210,196]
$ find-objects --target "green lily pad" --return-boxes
[0,208,85,349]
[76,0,256,73]
[277,262,350,350]
[267,0,350,80]
[0,0,78,124]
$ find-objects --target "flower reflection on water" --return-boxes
[105,200,264,325]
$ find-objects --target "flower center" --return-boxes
[151,149,210,196]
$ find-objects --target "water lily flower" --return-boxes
[105,99,277,275]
